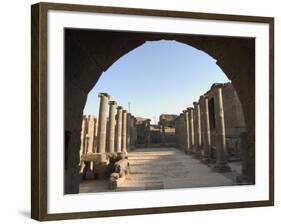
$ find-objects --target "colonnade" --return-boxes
[79,92,137,167]
[79,115,98,171]
[175,83,231,172]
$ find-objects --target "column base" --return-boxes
[213,162,231,173]
[83,153,110,180]
[184,148,194,155]
[192,151,202,159]
[200,156,210,164]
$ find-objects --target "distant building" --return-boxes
[135,114,177,146]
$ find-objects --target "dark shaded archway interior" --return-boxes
[64,28,255,194]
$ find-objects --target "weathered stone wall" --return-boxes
[159,114,177,127]
[222,83,246,159]
[135,115,177,146]
[136,118,151,146]
[159,114,177,144]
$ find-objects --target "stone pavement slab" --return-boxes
[79,147,241,193]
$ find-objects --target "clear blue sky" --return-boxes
[83,40,229,124]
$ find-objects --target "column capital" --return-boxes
[205,88,212,96]
[198,95,206,108]
[211,83,225,90]
[122,110,127,114]
[181,110,186,114]
[203,94,209,100]
[199,95,207,104]
[193,101,199,106]
[145,119,151,123]
[88,115,97,121]
[98,92,110,99]
[187,107,194,111]
[117,106,123,110]
[109,100,117,106]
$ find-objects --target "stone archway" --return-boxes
[64,29,255,194]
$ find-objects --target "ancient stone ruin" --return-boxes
[78,82,249,192]
[175,82,246,173]
[79,93,137,188]
[64,29,255,194]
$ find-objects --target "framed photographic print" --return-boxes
[31,2,274,221]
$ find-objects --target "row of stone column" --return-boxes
[78,115,98,172]
[175,84,231,172]
[94,93,137,156]
[79,115,98,159]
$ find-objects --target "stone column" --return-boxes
[87,115,97,171]
[193,102,202,159]
[87,115,97,154]
[93,116,98,153]
[79,116,87,157]
[183,110,190,154]
[121,110,128,152]
[108,101,117,153]
[129,115,135,150]
[161,119,166,146]
[133,117,137,149]
[132,115,136,149]
[145,119,151,147]
[97,93,110,158]
[115,106,123,153]
[176,116,180,148]
[200,95,211,163]
[187,107,195,154]
[177,115,182,150]
[175,116,179,148]
[178,114,182,150]
[126,113,131,152]
[212,84,231,172]
[84,135,89,154]
[180,112,186,151]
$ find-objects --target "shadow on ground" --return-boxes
[79,147,244,193]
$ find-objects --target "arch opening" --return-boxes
[64,29,255,194]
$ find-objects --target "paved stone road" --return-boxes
[79,147,241,193]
